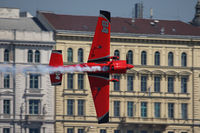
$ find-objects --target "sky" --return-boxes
[0,0,198,22]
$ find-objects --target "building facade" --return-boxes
[0,8,55,133]
[37,3,200,133]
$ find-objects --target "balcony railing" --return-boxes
[60,115,194,126]
[24,89,44,96]
[25,115,44,121]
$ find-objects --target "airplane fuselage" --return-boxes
[63,60,134,74]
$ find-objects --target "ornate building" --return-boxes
[37,6,200,133]
[0,8,55,133]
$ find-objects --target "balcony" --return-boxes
[110,116,193,126]
[25,115,44,121]
[24,88,44,97]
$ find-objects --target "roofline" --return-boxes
[38,11,191,22]
[0,7,19,10]
[37,11,56,31]
[55,30,200,40]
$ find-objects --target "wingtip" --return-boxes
[100,10,111,22]
[51,81,62,86]
[98,112,109,124]
[52,50,62,54]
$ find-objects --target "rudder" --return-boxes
[49,50,63,86]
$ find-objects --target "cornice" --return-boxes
[55,33,200,46]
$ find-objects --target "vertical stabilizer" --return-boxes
[49,50,63,86]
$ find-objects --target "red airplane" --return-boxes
[49,10,134,124]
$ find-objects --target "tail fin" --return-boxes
[88,10,110,63]
[49,50,63,86]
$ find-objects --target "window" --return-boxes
[141,75,147,92]
[114,130,120,133]
[100,129,106,133]
[30,74,39,89]
[67,74,74,89]
[78,100,84,116]
[35,50,40,63]
[154,76,160,92]
[168,77,174,93]
[141,51,147,65]
[28,50,33,63]
[30,128,40,133]
[126,50,133,64]
[127,101,134,117]
[3,100,10,114]
[78,129,84,133]
[114,101,120,117]
[29,100,40,114]
[67,128,74,133]
[168,52,173,66]
[78,74,84,89]
[155,51,160,66]
[127,130,133,133]
[181,103,188,119]
[67,48,73,62]
[67,99,74,115]
[181,52,187,67]
[78,48,84,62]
[114,50,120,59]
[4,49,9,62]
[181,77,187,93]
[168,103,174,118]
[154,102,161,118]
[127,75,133,91]
[114,75,120,91]
[141,102,147,118]
[4,74,10,88]
[3,128,10,133]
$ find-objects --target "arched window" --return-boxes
[155,51,160,66]
[114,50,120,59]
[28,50,33,63]
[181,52,187,67]
[126,50,133,64]
[4,49,9,62]
[168,52,173,66]
[78,48,83,63]
[67,48,73,62]
[35,50,40,63]
[141,51,147,65]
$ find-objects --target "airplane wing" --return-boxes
[88,10,111,63]
[88,73,109,123]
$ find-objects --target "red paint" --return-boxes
[49,11,134,123]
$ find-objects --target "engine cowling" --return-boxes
[109,60,127,73]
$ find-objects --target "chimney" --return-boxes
[134,2,143,19]
[0,8,20,18]
[150,8,153,19]
[132,7,135,22]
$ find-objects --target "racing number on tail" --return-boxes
[88,10,111,63]
[102,20,109,33]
